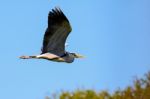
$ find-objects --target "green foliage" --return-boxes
[47,71,150,99]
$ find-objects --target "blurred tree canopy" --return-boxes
[46,71,150,99]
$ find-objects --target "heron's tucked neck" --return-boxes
[60,52,67,57]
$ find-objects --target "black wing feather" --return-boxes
[41,7,72,56]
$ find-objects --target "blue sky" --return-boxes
[0,0,150,99]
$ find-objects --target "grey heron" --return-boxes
[20,7,84,63]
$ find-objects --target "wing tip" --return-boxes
[48,6,69,22]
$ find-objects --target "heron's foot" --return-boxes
[19,55,30,59]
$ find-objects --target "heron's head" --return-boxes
[71,53,84,58]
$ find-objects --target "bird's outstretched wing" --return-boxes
[41,7,72,56]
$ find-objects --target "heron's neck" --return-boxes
[60,52,68,57]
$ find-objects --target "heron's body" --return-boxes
[20,7,83,63]
[36,52,74,63]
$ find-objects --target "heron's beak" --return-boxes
[75,54,85,58]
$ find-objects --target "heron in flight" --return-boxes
[20,7,83,63]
